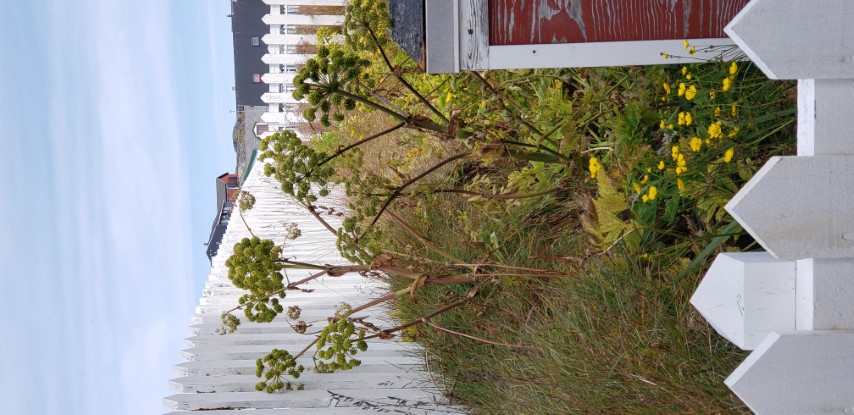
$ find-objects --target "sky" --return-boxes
[0,0,236,413]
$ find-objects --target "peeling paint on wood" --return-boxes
[489,0,749,45]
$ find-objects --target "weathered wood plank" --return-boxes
[726,331,854,415]
[489,0,748,45]
[726,0,854,79]
[459,0,489,70]
[725,156,854,260]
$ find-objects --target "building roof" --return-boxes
[231,0,271,108]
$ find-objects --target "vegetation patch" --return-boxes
[223,1,796,413]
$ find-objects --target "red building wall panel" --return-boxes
[489,0,749,46]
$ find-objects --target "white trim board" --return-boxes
[486,38,736,71]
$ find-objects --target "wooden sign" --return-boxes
[403,0,748,73]
[726,331,854,415]
[490,0,748,45]
[726,156,854,260]
[690,252,795,350]
[726,0,854,80]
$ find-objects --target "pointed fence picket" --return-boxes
[690,1,854,413]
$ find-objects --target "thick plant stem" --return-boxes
[361,151,471,238]
[363,291,475,340]
[386,210,463,263]
[316,122,406,168]
[366,26,448,124]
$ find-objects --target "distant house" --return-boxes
[206,173,240,262]
[231,0,270,110]
[228,0,346,140]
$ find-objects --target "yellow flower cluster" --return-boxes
[589,156,601,179]
[723,148,734,163]
[641,186,658,203]
[678,112,693,126]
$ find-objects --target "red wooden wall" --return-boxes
[489,0,750,45]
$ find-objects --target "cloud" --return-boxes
[28,0,197,413]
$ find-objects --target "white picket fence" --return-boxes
[163,158,465,414]
[689,1,854,414]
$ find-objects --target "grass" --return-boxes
[382,191,749,414]
[299,47,795,413]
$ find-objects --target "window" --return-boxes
[252,74,261,83]
[280,5,300,15]
[251,36,260,46]
[279,64,297,74]
[281,44,297,54]
[255,123,269,135]
[280,25,296,35]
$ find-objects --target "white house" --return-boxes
[257,0,347,139]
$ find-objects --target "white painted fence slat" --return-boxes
[166,157,462,413]
[725,156,854,260]
[726,0,854,80]
[725,331,854,415]
[690,252,796,350]
[795,258,854,331]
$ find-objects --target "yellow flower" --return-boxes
[729,61,738,76]
[678,112,686,126]
[723,148,734,163]
[676,154,687,174]
[589,156,601,179]
[728,126,740,138]
[671,145,680,161]
[685,85,697,100]
[683,39,690,50]
[677,178,685,191]
[641,175,649,184]
[714,106,722,117]
[689,136,702,152]
[659,120,666,129]
[658,160,665,170]
[681,66,688,76]
[446,91,453,102]
[633,182,642,194]
[642,194,650,203]
[678,83,686,97]
[685,112,693,125]
[648,186,658,200]
[663,82,672,94]
[668,123,674,130]
[708,122,723,139]
[358,134,364,141]
[709,90,716,99]
[350,129,355,137]
[689,46,696,55]
[722,78,732,92]
[661,53,670,59]
[731,103,738,117]
[646,167,652,173]
[686,73,692,80]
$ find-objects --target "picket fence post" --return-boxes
[691,0,854,413]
